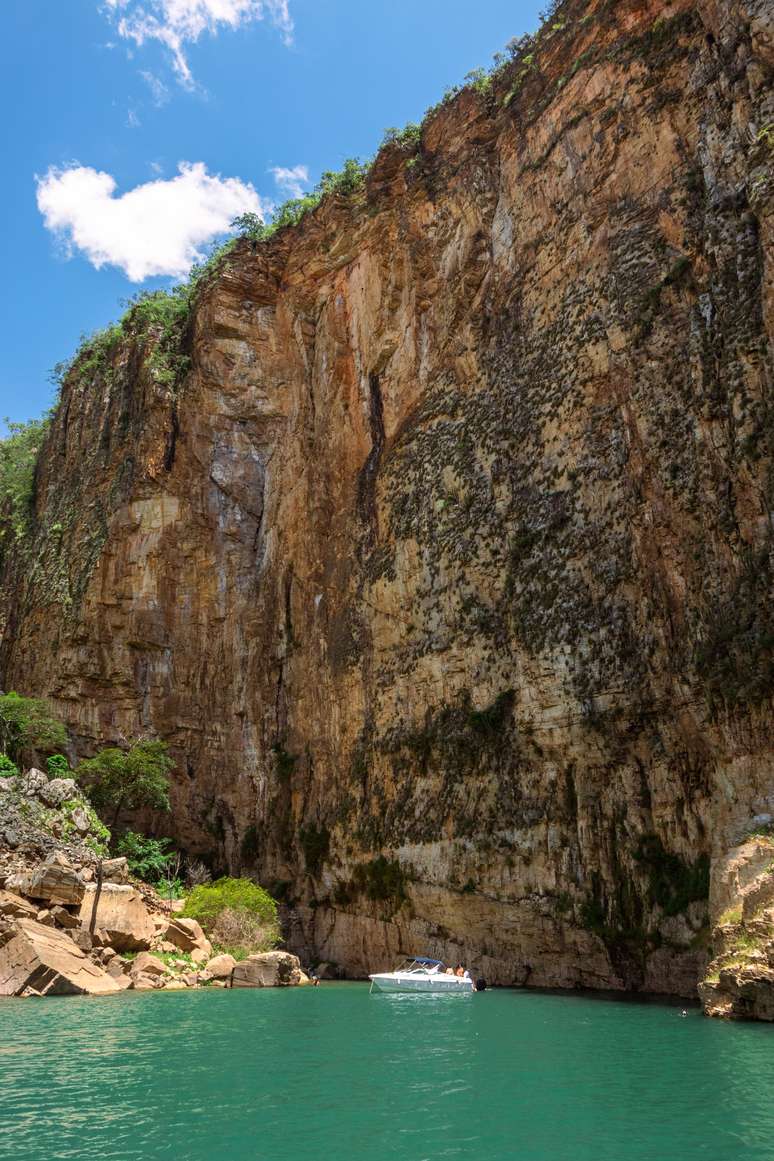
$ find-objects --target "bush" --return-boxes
[114,831,176,882]
[181,876,279,943]
[0,754,19,776]
[0,416,51,541]
[209,907,278,955]
[185,859,212,887]
[0,692,68,763]
[317,157,369,198]
[46,754,70,777]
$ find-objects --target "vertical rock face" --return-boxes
[1,0,772,994]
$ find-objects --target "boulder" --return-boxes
[164,979,187,990]
[101,858,129,885]
[69,929,93,952]
[36,910,56,927]
[130,952,167,978]
[190,947,210,966]
[231,951,302,988]
[0,826,20,849]
[206,953,236,980]
[50,905,79,930]
[18,769,48,797]
[0,890,37,921]
[38,778,78,807]
[0,918,120,996]
[77,884,155,952]
[23,852,85,906]
[130,973,158,991]
[164,917,211,955]
[69,807,90,834]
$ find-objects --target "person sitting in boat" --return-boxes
[455,964,465,978]
[445,966,454,975]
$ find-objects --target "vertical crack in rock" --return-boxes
[357,372,385,544]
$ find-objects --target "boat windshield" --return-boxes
[399,957,445,974]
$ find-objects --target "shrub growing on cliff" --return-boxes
[182,876,280,953]
[0,692,68,763]
[76,739,172,830]
[46,754,70,777]
[0,416,51,542]
[0,754,19,776]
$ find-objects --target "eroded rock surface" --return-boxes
[77,884,156,952]
[700,835,774,1020]
[231,951,303,988]
[0,0,772,997]
[0,918,121,996]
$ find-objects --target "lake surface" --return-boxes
[2,984,773,1161]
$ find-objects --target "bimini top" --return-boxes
[412,957,443,966]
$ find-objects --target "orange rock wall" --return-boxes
[2,0,772,992]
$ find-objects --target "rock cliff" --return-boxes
[1,0,772,996]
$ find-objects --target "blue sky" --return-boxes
[1,0,544,427]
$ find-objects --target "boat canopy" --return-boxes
[412,957,443,966]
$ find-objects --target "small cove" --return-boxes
[2,984,773,1161]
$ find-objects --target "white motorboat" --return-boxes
[369,957,476,994]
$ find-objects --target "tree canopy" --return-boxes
[76,739,173,829]
[0,692,68,762]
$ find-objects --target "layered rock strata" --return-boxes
[1,0,773,996]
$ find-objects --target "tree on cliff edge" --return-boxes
[0,691,68,764]
[76,739,173,832]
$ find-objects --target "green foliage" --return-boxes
[0,692,68,762]
[464,67,492,94]
[0,416,51,541]
[229,211,265,239]
[46,754,70,778]
[181,876,279,935]
[119,287,192,387]
[0,754,19,776]
[381,123,422,151]
[268,195,321,233]
[76,739,172,828]
[155,876,184,900]
[114,830,176,882]
[317,157,369,198]
[299,823,330,877]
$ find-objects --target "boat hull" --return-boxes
[369,973,474,994]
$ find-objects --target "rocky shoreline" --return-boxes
[0,768,310,997]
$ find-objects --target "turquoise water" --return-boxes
[2,985,773,1161]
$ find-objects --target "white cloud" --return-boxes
[103,0,293,87]
[140,69,170,105]
[270,164,308,199]
[126,108,141,128]
[36,161,264,282]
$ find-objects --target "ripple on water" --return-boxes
[2,987,774,1161]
